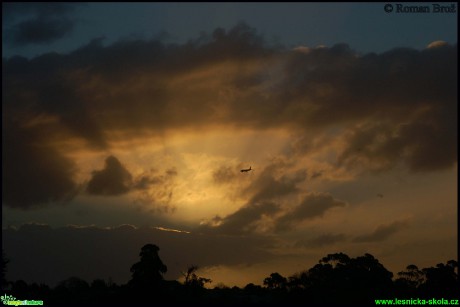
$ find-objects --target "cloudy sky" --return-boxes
[2,3,457,287]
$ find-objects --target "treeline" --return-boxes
[1,246,458,305]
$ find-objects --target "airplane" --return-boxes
[240,166,252,173]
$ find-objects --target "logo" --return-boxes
[384,3,457,13]
[1,294,43,306]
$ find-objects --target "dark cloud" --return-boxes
[244,163,307,203]
[337,107,458,173]
[165,168,178,177]
[310,171,323,179]
[353,220,409,243]
[87,156,133,196]
[133,175,159,190]
[275,193,347,232]
[7,17,74,46]
[2,223,273,286]
[3,3,78,46]
[201,162,307,235]
[201,162,349,235]
[133,168,177,191]
[199,201,281,235]
[2,24,457,208]
[2,54,108,149]
[296,233,347,248]
[213,166,237,184]
[283,44,457,172]
[2,121,78,210]
[4,26,456,154]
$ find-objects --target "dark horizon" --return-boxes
[2,245,458,305]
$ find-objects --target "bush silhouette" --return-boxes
[182,265,212,289]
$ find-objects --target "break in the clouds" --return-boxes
[353,219,410,243]
[2,23,457,210]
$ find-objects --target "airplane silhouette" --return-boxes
[240,166,252,173]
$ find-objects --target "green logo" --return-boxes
[1,294,43,306]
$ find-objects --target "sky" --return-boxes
[2,2,458,288]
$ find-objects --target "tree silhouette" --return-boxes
[263,272,287,290]
[129,244,167,290]
[284,252,394,303]
[53,277,90,305]
[182,265,212,289]
[347,253,394,300]
[419,260,458,297]
[395,264,425,295]
[89,279,110,304]
[3,246,458,305]
[320,252,350,268]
